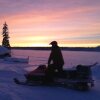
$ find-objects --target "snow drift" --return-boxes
[0,46,11,58]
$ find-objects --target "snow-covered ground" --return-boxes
[0,50,100,100]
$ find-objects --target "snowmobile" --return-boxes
[14,63,97,91]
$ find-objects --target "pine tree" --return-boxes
[2,22,11,49]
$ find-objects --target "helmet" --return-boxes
[50,41,57,45]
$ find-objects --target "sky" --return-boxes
[0,0,100,47]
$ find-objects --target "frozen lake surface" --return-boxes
[12,49,100,69]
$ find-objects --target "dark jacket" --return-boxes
[48,45,64,66]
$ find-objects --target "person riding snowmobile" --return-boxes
[45,41,64,82]
[48,41,64,72]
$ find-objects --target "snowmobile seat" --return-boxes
[76,65,92,79]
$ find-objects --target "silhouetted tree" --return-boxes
[2,22,11,49]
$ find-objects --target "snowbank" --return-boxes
[0,46,11,58]
[4,57,29,63]
[0,46,10,55]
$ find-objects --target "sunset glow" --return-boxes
[0,0,100,47]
